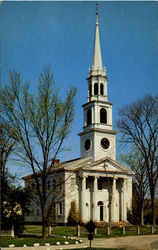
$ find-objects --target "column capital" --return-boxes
[112,176,117,180]
[94,176,99,179]
[123,178,127,186]
[80,175,87,180]
[81,176,86,191]
[93,176,98,191]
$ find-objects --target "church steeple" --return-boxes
[87,4,107,103]
[79,4,117,161]
[92,3,103,71]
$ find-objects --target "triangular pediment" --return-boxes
[82,157,134,175]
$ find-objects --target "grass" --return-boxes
[24,224,158,238]
[1,236,76,248]
[2,225,157,248]
[24,224,77,236]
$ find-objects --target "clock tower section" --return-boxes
[79,8,117,161]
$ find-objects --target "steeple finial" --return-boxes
[92,3,103,71]
[96,2,98,24]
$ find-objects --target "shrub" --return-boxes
[67,200,81,226]
[46,202,56,227]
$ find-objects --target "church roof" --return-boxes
[23,157,91,180]
[51,156,134,176]
[23,156,133,181]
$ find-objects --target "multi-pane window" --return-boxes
[57,202,62,216]
[59,178,62,190]
[36,209,40,216]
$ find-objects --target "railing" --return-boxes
[76,225,158,237]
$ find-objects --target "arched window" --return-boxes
[36,209,40,216]
[89,83,92,96]
[87,109,92,126]
[94,83,98,95]
[100,108,107,124]
[100,83,104,95]
[98,201,103,206]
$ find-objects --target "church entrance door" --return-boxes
[98,201,104,221]
[100,206,103,221]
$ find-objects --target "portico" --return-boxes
[79,166,131,223]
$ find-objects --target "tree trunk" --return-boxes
[151,191,156,226]
[41,174,47,238]
[41,201,47,238]
[42,221,47,238]
[48,225,52,237]
[140,202,144,226]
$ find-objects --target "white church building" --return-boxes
[24,8,134,224]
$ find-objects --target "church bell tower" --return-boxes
[79,5,117,161]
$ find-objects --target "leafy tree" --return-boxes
[1,69,77,237]
[120,148,149,225]
[67,200,81,226]
[117,94,158,225]
[1,170,31,236]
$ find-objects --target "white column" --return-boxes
[92,81,94,96]
[92,176,98,221]
[111,177,116,222]
[121,179,123,221]
[93,103,96,124]
[123,178,127,221]
[92,106,94,124]
[81,176,86,222]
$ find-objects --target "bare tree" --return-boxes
[117,94,158,225]
[1,69,77,237]
[119,148,149,225]
[0,123,16,178]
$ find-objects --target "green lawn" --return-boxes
[95,226,158,238]
[1,236,125,249]
[1,236,76,248]
[2,225,157,248]
[24,225,77,236]
[24,225,158,238]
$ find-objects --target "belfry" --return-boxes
[24,5,134,224]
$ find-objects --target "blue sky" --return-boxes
[1,1,158,178]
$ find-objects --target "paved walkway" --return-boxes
[2,235,158,250]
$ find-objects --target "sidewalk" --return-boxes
[2,235,158,250]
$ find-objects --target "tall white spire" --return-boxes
[92,3,103,71]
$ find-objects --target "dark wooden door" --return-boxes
[100,206,103,221]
